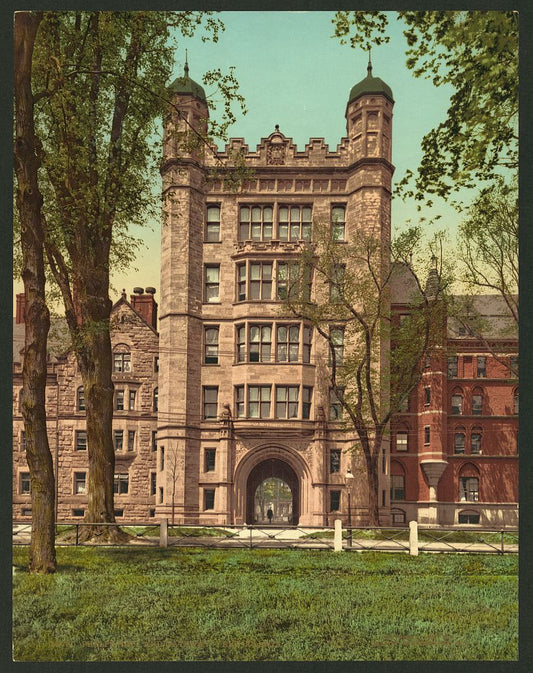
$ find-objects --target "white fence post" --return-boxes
[334,518,343,552]
[160,518,168,548]
[409,520,419,556]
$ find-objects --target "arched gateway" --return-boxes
[246,458,299,525]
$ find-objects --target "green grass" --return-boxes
[13,546,518,661]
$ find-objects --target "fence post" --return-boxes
[75,524,79,547]
[500,530,505,555]
[334,519,343,552]
[160,518,168,548]
[250,525,254,549]
[409,520,419,556]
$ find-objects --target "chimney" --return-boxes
[15,293,26,324]
[130,287,158,329]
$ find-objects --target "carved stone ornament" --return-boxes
[267,141,286,165]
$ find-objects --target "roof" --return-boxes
[348,62,394,104]
[168,62,206,101]
[13,318,71,364]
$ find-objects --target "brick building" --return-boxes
[13,61,518,527]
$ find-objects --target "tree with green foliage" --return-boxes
[333,10,518,204]
[21,10,245,542]
[285,224,448,525]
[14,10,56,572]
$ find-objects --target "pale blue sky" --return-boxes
[121,10,467,299]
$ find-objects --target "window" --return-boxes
[160,446,165,471]
[477,356,486,378]
[459,477,479,502]
[129,390,136,411]
[448,356,458,378]
[471,432,482,455]
[116,389,125,411]
[113,350,131,373]
[114,430,124,451]
[399,396,409,413]
[330,490,341,512]
[74,472,86,495]
[277,324,299,362]
[391,508,406,525]
[236,326,246,362]
[330,327,344,367]
[330,264,346,302]
[20,472,31,494]
[203,386,218,419]
[390,475,405,501]
[239,205,273,241]
[396,432,408,452]
[114,473,129,495]
[153,388,158,412]
[204,489,215,510]
[514,389,518,414]
[424,387,431,406]
[331,205,346,241]
[303,326,312,364]
[77,386,85,411]
[275,386,299,419]
[330,388,344,421]
[204,265,220,303]
[205,448,216,472]
[237,262,273,301]
[472,392,483,415]
[458,510,480,524]
[206,205,221,242]
[75,430,87,451]
[235,386,245,418]
[114,509,124,518]
[250,325,272,362]
[276,261,300,301]
[330,450,341,474]
[20,430,26,451]
[451,394,463,415]
[302,387,312,419]
[150,472,157,496]
[424,426,430,445]
[159,487,164,504]
[204,327,219,365]
[151,431,157,452]
[154,356,159,373]
[72,509,84,518]
[278,205,312,241]
[454,432,465,454]
[127,430,135,452]
[248,386,271,418]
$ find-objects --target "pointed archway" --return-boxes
[246,458,299,524]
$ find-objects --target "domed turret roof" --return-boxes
[348,58,394,104]
[168,59,206,101]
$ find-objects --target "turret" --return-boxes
[345,53,394,163]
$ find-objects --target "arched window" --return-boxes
[472,387,483,415]
[459,463,480,502]
[453,430,466,454]
[76,386,85,411]
[513,388,518,415]
[113,344,131,373]
[451,389,463,415]
[153,387,158,412]
[471,427,482,455]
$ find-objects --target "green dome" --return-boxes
[348,62,394,104]
[168,61,206,101]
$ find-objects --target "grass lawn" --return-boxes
[13,546,517,661]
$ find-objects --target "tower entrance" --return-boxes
[246,458,299,525]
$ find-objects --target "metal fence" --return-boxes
[13,520,519,554]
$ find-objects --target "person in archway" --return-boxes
[267,507,273,524]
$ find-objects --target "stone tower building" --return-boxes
[156,60,396,525]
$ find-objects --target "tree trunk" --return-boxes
[74,281,128,543]
[14,10,56,573]
[365,451,381,527]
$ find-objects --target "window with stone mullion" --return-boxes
[248,386,271,418]
[239,205,273,241]
[276,324,300,362]
[249,325,272,362]
[276,386,299,419]
[278,205,312,241]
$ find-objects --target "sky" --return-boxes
[14,10,476,307]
